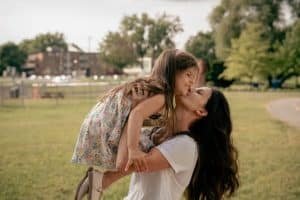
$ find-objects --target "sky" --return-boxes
[0,0,220,52]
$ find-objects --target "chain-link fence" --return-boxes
[0,80,125,107]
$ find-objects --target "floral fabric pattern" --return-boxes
[71,90,156,171]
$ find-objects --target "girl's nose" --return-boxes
[190,77,194,84]
[190,76,197,85]
[189,87,196,93]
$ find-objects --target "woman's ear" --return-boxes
[195,108,208,117]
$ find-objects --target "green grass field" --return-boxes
[0,91,300,200]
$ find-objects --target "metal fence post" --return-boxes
[55,84,58,106]
[21,81,25,107]
[0,81,3,106]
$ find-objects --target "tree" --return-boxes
[209,0,243,60]
[185,31,234,87]
[209,0,289,60]
[0,42,27,75]
[19,32,67,54]
[120,13,182,68]
[266,19,300,88]
[99,32,137,70]
[120,13,153,69]
[19,39,35,55]
[185,31,215,63]
[221,22,270,84]
[287,0,300,18]
[148,13,183,64]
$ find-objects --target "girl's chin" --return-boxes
[176,89,189,96]
[183,90,190,96]
[178,92,188,96]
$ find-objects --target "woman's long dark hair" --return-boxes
[186,88,239,200]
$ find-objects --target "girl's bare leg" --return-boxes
[116,123,129,170]
[102,169,131,189]
[75,125,132,199]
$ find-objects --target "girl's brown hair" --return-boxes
[150,49,198,143]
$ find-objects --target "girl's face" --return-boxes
[174,67,198,96]
[178,87,212,112]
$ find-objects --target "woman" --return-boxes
[77,87,239,200]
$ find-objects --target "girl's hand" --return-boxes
[125,149,148,172]
[131,84,149,106]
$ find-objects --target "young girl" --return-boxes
[71,49,199,200]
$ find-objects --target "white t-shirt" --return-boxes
[124,135,198,200]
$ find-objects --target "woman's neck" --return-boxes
[174,106,194,132]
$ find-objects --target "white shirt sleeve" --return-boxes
[155,135,198,173]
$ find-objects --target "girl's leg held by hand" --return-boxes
[102,170,131,189]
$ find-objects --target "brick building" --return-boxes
[23,45,121,76]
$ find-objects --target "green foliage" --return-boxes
[211,2,243,60]
[209,0,290,60]
[221,22,270,82]
[207,0,300,88]
[19,32,67,54]
[99,32,137,70]
[283,20,300,74]
[120,13,153,69]
[185,31,234,87]
[0,42,27,74]
[18,39,36,55]
[148,13,183,60]
[207,62,235,87]
[185,31,215,62]
[266,19,300,88]
[287,0,300,18]
[121,13,182,67]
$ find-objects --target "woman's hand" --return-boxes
[125,149,148,172]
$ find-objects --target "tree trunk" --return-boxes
[151,52,155,69]
[268,72,298,89]
[267,76,272,88]
[140,56,144,70]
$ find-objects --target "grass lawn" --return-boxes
[0,91,300,200]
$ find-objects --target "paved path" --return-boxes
[266,98,300,129]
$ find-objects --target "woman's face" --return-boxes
[174,67,198,96]
[177,87,213,112]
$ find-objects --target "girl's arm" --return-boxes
[125,94,165,171]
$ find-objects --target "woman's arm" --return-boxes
[138,136,198,173]
[142,148,171,172]
[125,94,165,171]
[102,148,170,190]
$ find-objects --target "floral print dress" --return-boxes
[71,89,155,171]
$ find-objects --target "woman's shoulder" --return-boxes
[172,135,198,159]
[161,134,197,150]
[174,134,197,146]
[156,133,198,171]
